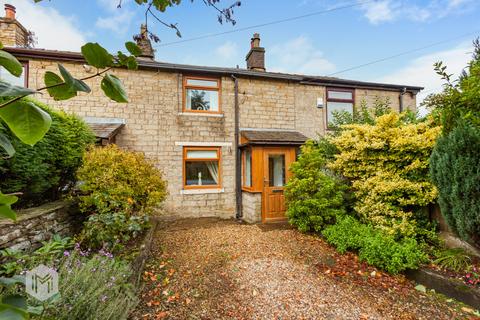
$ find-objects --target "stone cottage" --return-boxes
[0,5,422,223]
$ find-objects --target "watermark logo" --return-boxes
[25,264,58,301]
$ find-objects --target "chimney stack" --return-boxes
[4,4,15,20]
[134,24,155,60]
[0,4,30,47]
[246,33,265,71]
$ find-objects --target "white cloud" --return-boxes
[95,10,134,35]
[0,0,87,51]
[215,41,239,61]
[377,42,473,115]
[357,0,478,24]
[269,36,335,75]
[360,0,396,24]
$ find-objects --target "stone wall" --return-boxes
[0,201,82,251]
[242,192,262,223]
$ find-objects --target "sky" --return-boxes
[1,0,479,113]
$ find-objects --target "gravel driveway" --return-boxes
[134,218,473,320]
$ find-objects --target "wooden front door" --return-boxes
[262,147,295,222]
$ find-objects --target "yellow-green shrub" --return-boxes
[329,113,441,237]
[76,145,167,249]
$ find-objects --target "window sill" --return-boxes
[178,112,224,118]
[180,188,224,195]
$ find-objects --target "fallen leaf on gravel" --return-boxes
[415,284,426,293]
[155,311,168,319]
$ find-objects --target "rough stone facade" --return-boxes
[242,192,262,223]
[0,6,422,222]
[0,201,82,251]
[21,57,418,220]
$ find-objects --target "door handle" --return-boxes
[272,189,283,193]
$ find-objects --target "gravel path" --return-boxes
[133,218,474,320]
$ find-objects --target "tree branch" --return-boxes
[0,67,113,109]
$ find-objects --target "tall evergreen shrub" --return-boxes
[430,123,480,245]
[0,99,95,207]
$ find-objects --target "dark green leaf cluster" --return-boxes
[423,39,480,134]
[323,216,427,274]
[0,99,95,208]
[430,122,480,245]
[285,139,348,233]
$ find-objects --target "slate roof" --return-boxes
[4,47,424,93]
[88,123,124,139]
[241,130,308,145]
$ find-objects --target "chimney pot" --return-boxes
[4,4,16,20]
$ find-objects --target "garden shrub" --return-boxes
[44,251,138,320]
[323,216,427,274]
[329,112,440,237]
[76,145,167,250]
[285,139,347,232]
[430,122,480,245]
[0,98,95,207]
[328,97,392,131]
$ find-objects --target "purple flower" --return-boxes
[63,251,70,257]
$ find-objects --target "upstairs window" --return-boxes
[0,62,28,87]
[183,76,220,113]
[326,88,354,126]
[183,147,221,189]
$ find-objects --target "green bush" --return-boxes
[77,145,167,251]
[0,98,95,207]
[0,235,74,277]
[430,122,480,245]
[285,139,347,233]
[329,113,440,238]
[323,216,427,274]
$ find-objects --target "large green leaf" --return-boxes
[0,204,16,220]
[0,81,35,97]
[81,43,113,69]
[125,42,142,57]
[0,132,15,157]
[44,71,76,101]
[2,296,26,310]
[0,276,25,286]
[0,101,52,145]
[0,50,22,78]
[58,64,90,93]
[101,74,128,103]
[0,303,29,320]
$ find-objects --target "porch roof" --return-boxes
[240,129,308,145]
[84,117,125,140]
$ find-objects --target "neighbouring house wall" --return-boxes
[355,88,417,112]
[24,58,417,220]
[0,18,27,47]
[0,201,82,251]
[242,192,262,223]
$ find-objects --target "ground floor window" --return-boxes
[183,147,221,188]
[243,148,252,188]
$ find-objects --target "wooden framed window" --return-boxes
[183,76,221,113]
[326,87,354,126]
[0,61,28,88]
[183,147,221,189]
[242,148,252,188]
